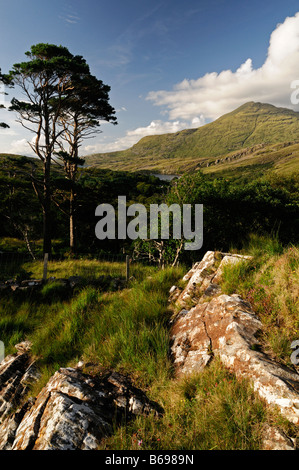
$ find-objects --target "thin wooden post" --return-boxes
[43,253,49,282]
[126,255,130,281]
[0,340,4,362]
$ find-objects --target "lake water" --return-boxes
[152,174,179,181]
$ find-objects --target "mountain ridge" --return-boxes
[84,101,299,175]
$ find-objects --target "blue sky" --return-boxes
[1,0,299,156]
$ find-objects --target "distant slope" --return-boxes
[0,154,62,176]
[0,154,42,170]
[85,102,299,174]
[202,141,299,179]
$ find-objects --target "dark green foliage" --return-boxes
[0,156,166,256]
[0,155,298,264]
[168,171,299,263]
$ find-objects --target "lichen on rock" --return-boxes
[169,251,299,448]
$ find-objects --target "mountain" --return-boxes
[84,102,299,175]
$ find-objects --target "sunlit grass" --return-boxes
[221,235,299,367]
[0,248,297,450]
[82,267,186,386]
[21,258,156,284]
[0,262,185,389]
[99,358,278,451]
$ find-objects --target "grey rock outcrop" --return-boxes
[262,425,297,450]
[169,251,299,448]
[0,346,162,450]
[173,250,252,310]
[0,341,40,421]
[0,277,76,293]
[170,293,299,425]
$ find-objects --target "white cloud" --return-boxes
[82,116,205,154]
[58,5,80,26]
[0,128,18,137]
[9,138,35,156]
[126,117,205,137]
[96,44,133,69]
[147,12,299,121]
[58,14,80,25]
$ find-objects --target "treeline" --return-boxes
[168,171,299,253]
[0,155,166,256]
[0,153,298,265]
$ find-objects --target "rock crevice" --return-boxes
[0,344,162,450]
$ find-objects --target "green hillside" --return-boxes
[85,101,299,175]
[201,141,299,180]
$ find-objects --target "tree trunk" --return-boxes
[43,159,52,259]
[23,228,36,260]
[171,239,184,267]
[158,240,165,269]
[69,186,76,254]
[42,200,52,258]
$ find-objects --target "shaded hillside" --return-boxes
[0,154,41,168]
[0,154,59,174]
[85,102,299,174]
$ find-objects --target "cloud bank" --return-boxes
[146,12,299,121]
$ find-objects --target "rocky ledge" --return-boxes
[169,251,299,449]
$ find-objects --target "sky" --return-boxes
[1,0,299,157]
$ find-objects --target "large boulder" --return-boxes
[262,424,297,450]
[169,252,299,428]
[0,363,162,450]
[170,293,299,425]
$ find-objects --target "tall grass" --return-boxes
[99,359,272,451]
[31,287,100,365]
[0,252,295,449]
[0,263,186,387]
[83,267,186,386]
[0,260,159,375]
